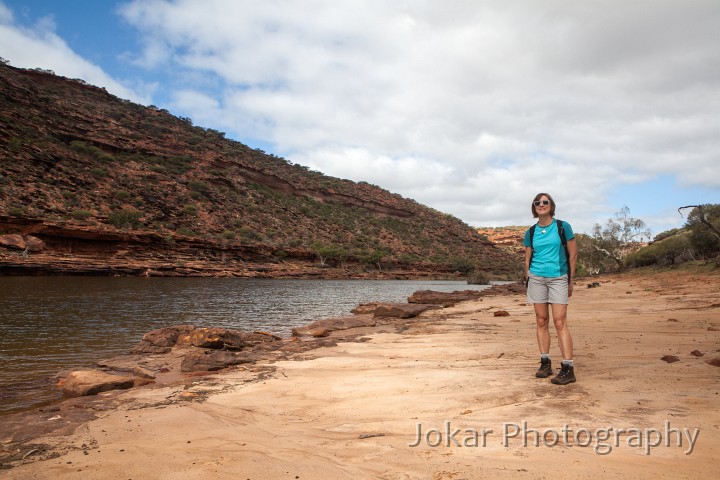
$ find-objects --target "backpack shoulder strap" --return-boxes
[528,224,537,271]
[556,219,571,280]
[556,219,567,245]
[529,224,536,248]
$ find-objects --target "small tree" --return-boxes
[575,233,605,275]
[312,243,346,268]
[590,206,650,271]
[358,249,388,270]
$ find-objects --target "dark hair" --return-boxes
[531,192,556,218]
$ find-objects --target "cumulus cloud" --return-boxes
[0,2,149,103]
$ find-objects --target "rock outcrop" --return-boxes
[61,370,136,397]
[180,350,255,372]
[131,325,196,354]
[57,285,502,398]
[291,315,378,337]
[408,290,487,307]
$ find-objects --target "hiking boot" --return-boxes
[551,363,576,385]
[535,357,552,378]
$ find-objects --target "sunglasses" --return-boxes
[533,200,550,206]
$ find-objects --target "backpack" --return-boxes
[528,219,571,282]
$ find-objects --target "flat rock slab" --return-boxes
[373,303,439,318]
[180,350,256,372]
[407,290,485,307]
[62,370,135,397]
[292,315,377,337]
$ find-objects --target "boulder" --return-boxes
[240,331,283,345]
[61,370,135,397]
[351,303,386,315]
[132,366,156,379]
[407,290,484,307]
[706,356,720,367]
[0,234,25,250]
[292,315,377,337]
[494,310,510,317]
[661,355,680,363]
[24,235,45,252]
[484,283,526,295]
[189,327,246,350]
[131,325,196,354]
[373,303,438,319]
[180,350,255,372]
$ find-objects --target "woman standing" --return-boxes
[523,193,578,385]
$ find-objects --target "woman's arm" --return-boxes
[567,238,578,279]
[566,238,578,296]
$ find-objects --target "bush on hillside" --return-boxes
[625,233,693,267]
[683,204,720,260]
[108,209,143,229]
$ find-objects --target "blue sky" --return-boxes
[1,0,719,236]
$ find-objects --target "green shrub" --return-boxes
[114,190,132,201]
[683,204,720,260]
[654,228,683,242]
[71,209,93,220]
[90,167,108,178]
[188,181,209,193]
[467,271,490,285]
[451,256,475,275]
[108,209,143,229]
[7,207,25,216]
[222,230,235,240]
[625,233,692,267]
[8,137,23,152]
[70,140,114,162]
[239,227,263,242]
[182,205,198,216]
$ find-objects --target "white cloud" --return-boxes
[0,3,149,103]
[0,3,11,23]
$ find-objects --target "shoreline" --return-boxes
[2,268,719,478]
[0,278,499,417]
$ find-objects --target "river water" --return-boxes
[0,276,490,415]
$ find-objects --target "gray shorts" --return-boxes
[527,273,569,304]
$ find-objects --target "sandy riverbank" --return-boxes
[2,267,719,479]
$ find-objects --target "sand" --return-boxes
[2,268,719,479]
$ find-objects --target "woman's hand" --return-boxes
[568,280,574,298]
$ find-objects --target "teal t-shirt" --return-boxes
[523,219,574,278]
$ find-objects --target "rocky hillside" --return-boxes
[0,63,518,278]
[476,226,527,256]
